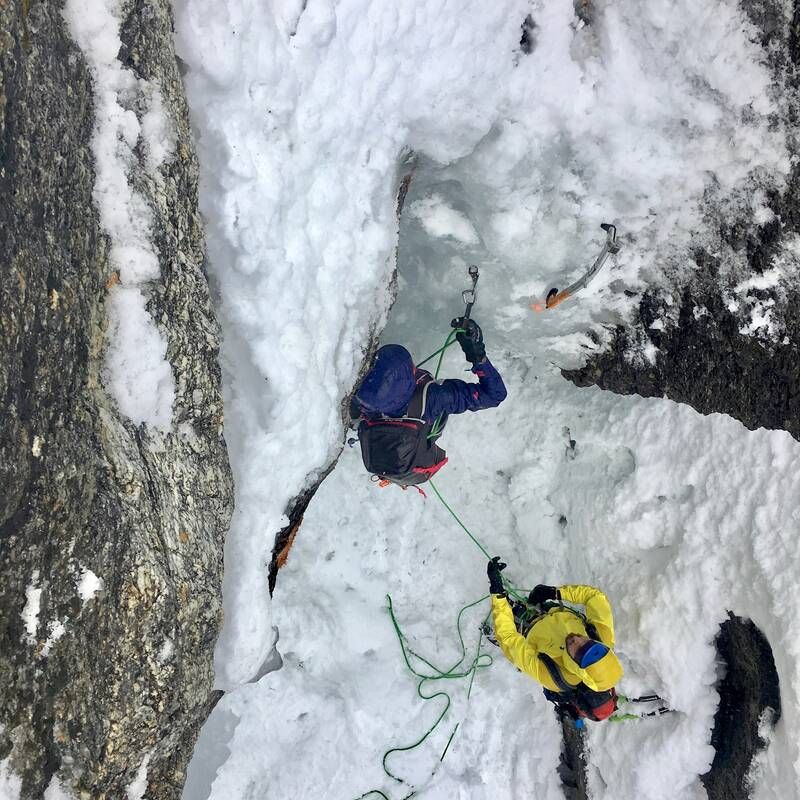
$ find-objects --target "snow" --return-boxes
[103,286,175,428]
[739,298,777,337]
[735,267,784,294]
[0,758,21,800]
[733,265,791,340]
[31,435,43,458]
[40,621,66,658]
[62,0,175,429]
[140,87,175,174]
[21,571,41,646]
[173,0,799,798]
[77,567,103,604]
[43,775,74,800]
[753,190,777,227]
[158,638,174,663]
[409,195,481,245]
[126,752,151,800]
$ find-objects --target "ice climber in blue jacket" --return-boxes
[351,318,507,487]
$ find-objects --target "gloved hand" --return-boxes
[451,317,486,364]
[528,584,560,605]
[487,556,507,596]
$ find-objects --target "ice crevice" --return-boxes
[175,1,800,798]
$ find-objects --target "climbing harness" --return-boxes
[532,223,621,311]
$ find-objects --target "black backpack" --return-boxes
[357,371,448,486]
[539,654,618,721]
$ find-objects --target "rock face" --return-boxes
[701,614,781,800]
[557,717,588,800]
[0,1,232,798]
[564,3,800,440]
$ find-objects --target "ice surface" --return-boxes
[174,0,799,798]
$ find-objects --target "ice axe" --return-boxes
[461,265,480,321]
[533,223,621,312]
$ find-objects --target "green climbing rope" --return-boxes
[357,331,536,799]
[418,327,463,440]
[415,327,463,374]
[382,594,493,782]
[355,594,493,799]
[428,478,528,604]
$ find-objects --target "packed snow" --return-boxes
[125,752,151,800]
[42,775,72,800]
[0,760,21,800]
[21,571,41,646]
[408,195,481,246]
[76,567,103,605]
[40,621,66,659]
[63,0,175,429]
[174,0,799,798]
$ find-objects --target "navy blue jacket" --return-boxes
[354,343,507,422]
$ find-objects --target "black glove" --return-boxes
[487,556,507,596]
[528,584,560,605]
[451,317,486,364]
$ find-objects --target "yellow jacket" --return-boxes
[491,585,623,692]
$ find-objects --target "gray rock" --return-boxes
[0,2,232,798]
[701,613,781,800]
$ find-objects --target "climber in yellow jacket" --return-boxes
[487,556,624,723]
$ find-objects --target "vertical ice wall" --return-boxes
[176,0,788,688]
[175,0,800,797]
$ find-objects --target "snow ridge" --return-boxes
[63,0,175,429]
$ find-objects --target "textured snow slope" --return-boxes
[175,0,531,684]
[188,360,800,800]
[176,0,798,797]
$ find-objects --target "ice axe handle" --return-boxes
[462,295,475,321]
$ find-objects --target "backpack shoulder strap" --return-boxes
[406,371,434,420]
[537,653,576,696]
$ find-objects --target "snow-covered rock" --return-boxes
[567,2,800,442]
[0,1,231,797]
